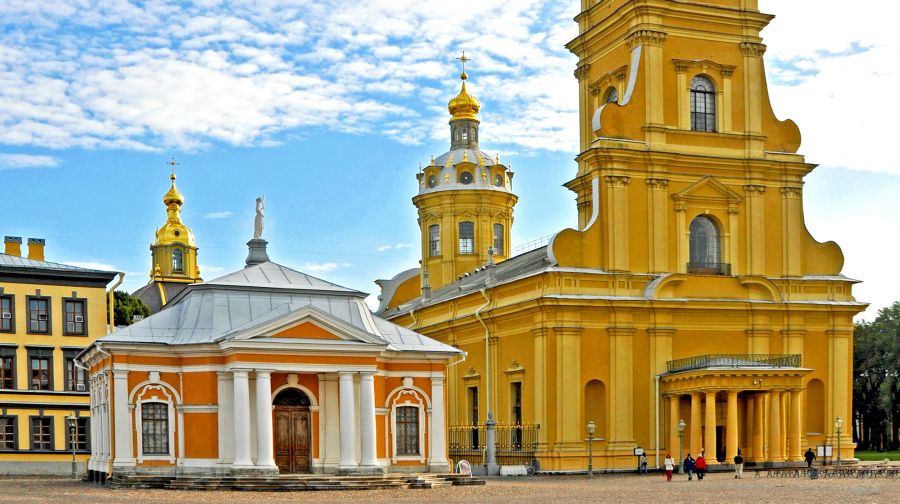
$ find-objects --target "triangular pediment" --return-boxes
[226,306,386,346]
[672,176,742,203]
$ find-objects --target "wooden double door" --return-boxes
[274,406,311,473]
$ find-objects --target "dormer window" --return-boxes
[494,174,503,187]
[459,171,473,185]
[690,75,717,132]
[172,249,184,273]
[428,175,437,188]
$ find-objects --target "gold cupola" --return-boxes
[148,169,200,283]
[448,71,482,122]
[155,172,196,247]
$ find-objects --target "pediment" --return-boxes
[228,306,385,346]
[672,176,742,204]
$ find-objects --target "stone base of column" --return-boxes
[428,462,451,473]
[335,465,385,475]
[230,465,279,477]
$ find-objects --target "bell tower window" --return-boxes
[428,225,440,257]
[688,215,725,274]
[690,75,717,132]
[172,249,184,273]
[493,223,504,256]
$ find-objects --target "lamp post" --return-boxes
[587,421,596,477]
[677,419,686,474]
[835,416,843,466]
[65,415,77,479]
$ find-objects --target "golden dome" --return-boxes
[448,72,481,122]
[163,173,184,206]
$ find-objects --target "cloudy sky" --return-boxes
[1,0,896,321]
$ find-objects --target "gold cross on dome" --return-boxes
[166,157,179,176]
[457,51,471,74]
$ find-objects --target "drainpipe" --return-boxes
[107,273,125,334]
[655,375,661,469]
[474,288,498,475]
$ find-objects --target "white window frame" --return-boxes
[388,389,427,463]
[134,385,176,463]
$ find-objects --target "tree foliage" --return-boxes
[106,290,151,327]
[853,301,900,451]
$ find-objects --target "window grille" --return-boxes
[31,417,52,450]
[142,403,169,455]
[395,406,419,456]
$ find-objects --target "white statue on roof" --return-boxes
[254,195,265,239]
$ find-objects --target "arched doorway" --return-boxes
[273,388,312,473]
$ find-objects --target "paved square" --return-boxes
[1,474,899,503]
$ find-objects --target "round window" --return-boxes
[428,174,437,188]
[494,174,503,187]
[174,230,181,237]
[459,171,473,185]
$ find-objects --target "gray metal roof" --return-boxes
[100,261,460,355]
[0,253,116,274]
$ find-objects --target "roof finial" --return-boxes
[166,157,179,181]
[457,51,471,80]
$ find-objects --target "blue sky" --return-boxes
[1,0,897,321]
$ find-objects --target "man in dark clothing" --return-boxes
[805,448,816,468]
[684,453,696,480]
[733,449,744,479]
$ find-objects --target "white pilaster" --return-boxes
[232,369,254,468]
[359,372,377,467]
[255,370,277,469]
[338,372,358,468]
[216,372,234,464]
[111,369,134,467]
[429,376,449,470]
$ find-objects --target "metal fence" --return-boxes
[667,354,802,373]
[448,423,540,466]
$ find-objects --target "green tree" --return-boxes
[106,290,151,327]
[853,301,900,451]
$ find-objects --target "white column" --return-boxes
[255,370,276,469]
[324,374,341,469]
[339,372,358,468]
[429,376,448,470]
[359,372,377,467]
[216,372,235,464]
[232,369,254,468]
[111,369,134,467]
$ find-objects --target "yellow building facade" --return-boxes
[378,0,865,471]
[0,236,118,474]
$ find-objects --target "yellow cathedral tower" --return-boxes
[133,169,201,312]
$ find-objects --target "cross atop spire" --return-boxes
[166,157,179,180]
[457,51,471,79]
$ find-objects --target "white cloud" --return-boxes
[0,153,59,169]
[377,243,413,252]
[0,0,579,153]
[204,211,233,219]
[65,261,119,271]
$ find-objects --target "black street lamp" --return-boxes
[65,415,77,479]
[677,419,686,474]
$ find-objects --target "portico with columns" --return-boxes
[662,356,810,466]
[78,240,460,480]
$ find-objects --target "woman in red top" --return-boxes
[695,450,707,480]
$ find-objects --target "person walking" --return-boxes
[733,449,744,479]
[804,448,816,468]
[684,453,696,480]
[696,450,707,480]
[664,454,675,481]
[639,453,648,474]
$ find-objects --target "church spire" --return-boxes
[149,160,200,283]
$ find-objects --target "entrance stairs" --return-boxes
[106,473,484,491]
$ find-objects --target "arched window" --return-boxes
[689,215,721,274]
[604,86,618,104]
[492,223,504,256]
[690,75,717,132]
[395,406,420,456]
[172,249,184,273]
[274,388,311,407]
[141,402,169,455]
[428,224,440,257]
[458,221,474,254]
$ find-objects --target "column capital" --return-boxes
[338,371,356,380]
[232,368,251,378]
[359,371,376,380]
[254,369,275,378]
[112,368,129,378]
[431,376,446,385]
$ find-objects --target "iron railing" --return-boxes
[667,354,802,373]
[687,262,732,275]
[448,423,540,466]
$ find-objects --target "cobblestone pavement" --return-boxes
[1,474,899,504]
